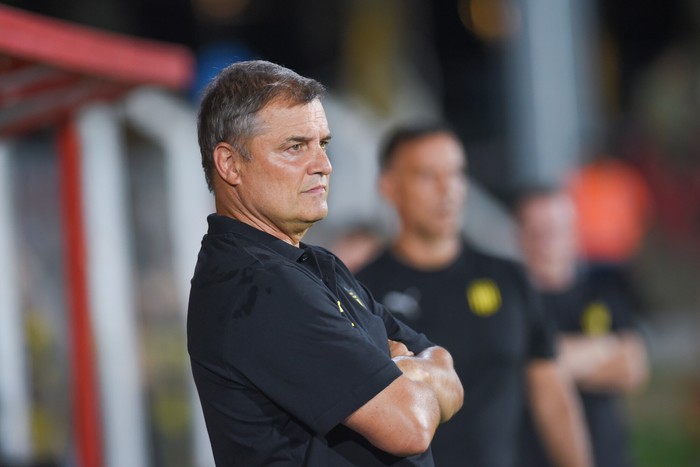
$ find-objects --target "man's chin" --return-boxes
[303,208,329,226]
[427,223,461,239]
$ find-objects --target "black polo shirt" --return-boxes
[187,214,436,466]
[356,243,555,467]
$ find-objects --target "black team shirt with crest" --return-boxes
[356,242,555,467]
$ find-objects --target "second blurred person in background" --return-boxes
[516,187,650,467]
[356,122,592,467]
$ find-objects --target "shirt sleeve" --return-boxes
[221,261,403,435]
[514,264,557,360]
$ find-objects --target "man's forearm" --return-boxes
[559,332,649,393]
[528,361,592,467]
[536,396,591,467]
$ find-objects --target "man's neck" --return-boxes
[530,262,576,292]
[215,199,308,247]
[392,232,462,270]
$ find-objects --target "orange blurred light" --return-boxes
[458,0,520,41]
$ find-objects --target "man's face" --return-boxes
[518,193,578,271]
[237,98,332,239]
[382,132,467,240]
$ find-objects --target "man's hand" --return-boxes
[390,345,463,423]
[390,340,430,383]
[389,339,414,358]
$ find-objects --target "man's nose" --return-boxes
[310,146,332,175]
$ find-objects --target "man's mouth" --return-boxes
[303,184,327,195]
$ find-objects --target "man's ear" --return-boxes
[378,171,395,203]
[213,142,242,186]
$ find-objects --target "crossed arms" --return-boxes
[344,342,463,457]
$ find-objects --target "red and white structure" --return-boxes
[0,5,213,467]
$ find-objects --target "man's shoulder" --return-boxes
[201,233,281,265]
[193,234,303,291]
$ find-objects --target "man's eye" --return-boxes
[320,140,329,150]
[289,143,302,151]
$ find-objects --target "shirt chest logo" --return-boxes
[581,301,612,335]
[466,279,502,317]
[382,288,421,320]
[345,288,367,309]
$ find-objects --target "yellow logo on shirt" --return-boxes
[466,279,501,317]
[581,301,612,335]
[347,289,367,309]
[337,300,356,327]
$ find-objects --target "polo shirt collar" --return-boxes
[206,213,310,262]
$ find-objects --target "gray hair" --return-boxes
[197,60,326,192]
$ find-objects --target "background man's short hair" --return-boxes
[378,120,460,171]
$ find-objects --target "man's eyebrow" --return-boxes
[278,136,311,147]
[280,133,332,145]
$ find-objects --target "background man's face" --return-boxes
[518,193,578,272]
[383,132,468,240]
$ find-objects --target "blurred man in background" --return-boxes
[356,121,591,467]
[516,186,649,467]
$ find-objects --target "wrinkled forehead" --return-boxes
[252,98,329,137]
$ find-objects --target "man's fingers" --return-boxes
[389,339,414,357]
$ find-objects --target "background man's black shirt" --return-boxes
[356,243,555,467]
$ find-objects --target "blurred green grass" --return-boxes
[627,364,700,467]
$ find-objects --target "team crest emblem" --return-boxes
[581,301,611,335]
[466,279,501,317]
